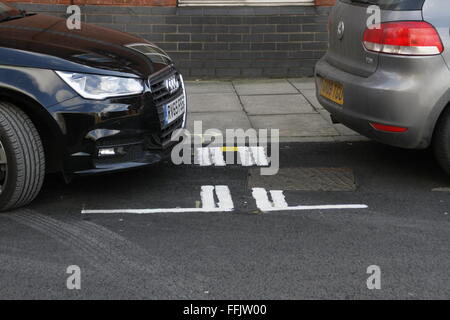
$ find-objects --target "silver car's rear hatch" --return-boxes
[326,1,379,77]
[326,0,425,77]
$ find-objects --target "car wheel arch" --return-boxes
[431,99,450,136]
[422,89,450,148]
[0,87,66,175]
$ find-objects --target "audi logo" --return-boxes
[164,76,180,94]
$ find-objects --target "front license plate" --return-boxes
[320,78,344,105]
[164,95,186,126]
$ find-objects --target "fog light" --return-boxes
[98,148,116,157]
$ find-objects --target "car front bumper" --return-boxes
[315,55,450,149]
[48,68,187,176]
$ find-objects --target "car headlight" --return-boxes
[55,71,144,100]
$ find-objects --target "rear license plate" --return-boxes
[320,78,344,105]
[164,95,185,126]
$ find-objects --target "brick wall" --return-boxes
[315,0,335,5]
[10,3,331,79]
[5,0,334,6]
[5,0,176,6]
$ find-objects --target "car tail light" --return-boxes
[363,21,444,56]
[370,122,408,133]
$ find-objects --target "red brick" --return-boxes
[4,0,176,6]
[315,0,336,5]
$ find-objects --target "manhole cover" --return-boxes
[248,167,356,191]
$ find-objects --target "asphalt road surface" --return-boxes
[0,142,449,299]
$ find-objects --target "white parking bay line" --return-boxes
[252,187,273,210]
[82,185,234,215]
[195,146,269,167]
[252,188,368,212]
[432,187,450,192]
[196,147,211,166]
[269,190,289,208]
[238,147,255,166]
[81,186,368,215]
[200,185,216,209]
[200,185,234,210]
[81,208,231,214]
[250,146,269,166]
[211,147,226,166]
[214,185,234,210]
[196,147,225,167]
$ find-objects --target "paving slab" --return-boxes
[185,81,235,94]
[184,78,365,143]
[187,111,252,132]
[233,79,298,96]
[300,89,323,110]
[188,92,242,113]
[249,114,339,137]
[241,94,314,115]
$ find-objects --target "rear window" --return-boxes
[340,0,425,10]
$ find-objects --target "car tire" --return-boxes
[0,101,45,211]
[433,106,450,175]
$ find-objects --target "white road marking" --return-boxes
[251,188,290,210]
[432,187,450,192]
[215,185,234,210]
[81,208,231,214]
[251,146,269,166]
[196,147,226,167]
[211,147,226,166]
[197,147,212,166]
[201,185,216,209]
[252,188,368,212]
[81,186,368,215]
[252,187,273,210]
[238,147,255,166]
[270,190,289,208]
[196,146,269,167]
[252,188,290,210]
[271,204,369,211]
[82,185,234,215]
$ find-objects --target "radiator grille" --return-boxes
[149,68,183,107]
[149,67,186,147]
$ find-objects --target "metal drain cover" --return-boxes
[248,167,356,191]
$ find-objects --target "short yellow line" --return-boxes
[221,146,239,152]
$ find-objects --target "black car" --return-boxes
[0,3,187,211]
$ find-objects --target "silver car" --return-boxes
[315,0,450,174]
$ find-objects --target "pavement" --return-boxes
[0,79,449,300]
[185,78,367,143]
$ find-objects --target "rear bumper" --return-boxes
[315,55,450,149]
